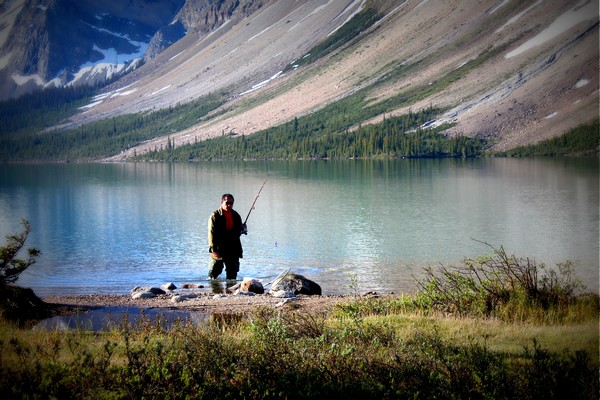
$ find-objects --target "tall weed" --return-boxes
[414,243,597,323]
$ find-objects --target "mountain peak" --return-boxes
[1,0,598,154]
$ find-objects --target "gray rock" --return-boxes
[234,290,256,296]
[131,286,166,295]
[270,273,321,295]
[132,291,156,299]
[270,290,296,298]
[240,278,264,294]
[130,286,166,300]
[171,293,197,303]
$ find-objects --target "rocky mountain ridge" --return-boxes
[0,0,187,99]
[0,0,280,99]
[1,0,598,154]
[145,0,274,60]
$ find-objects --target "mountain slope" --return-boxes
[0,0,186,99]
[5,0,600,157]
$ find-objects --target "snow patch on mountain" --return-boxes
[488,0,510,15]
[12,73,45,86]
[327,0,365,37]
[239,71,284,96]
[0,52,11,69]
[506,0,598,58]
[149,85,171,96]
[496,0,542,33]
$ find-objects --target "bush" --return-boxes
[0,218,40,284]
[414,242,595,322]
[1,311,597,399]
[0,219,46,325]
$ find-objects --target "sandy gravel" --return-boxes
[41,293,350,316]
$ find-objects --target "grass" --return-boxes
[0,245,598,399]
[0,299,597,399]
[354,313,599,358]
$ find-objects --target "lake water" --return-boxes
[1,159,598,296]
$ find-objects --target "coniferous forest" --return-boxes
[0,82,487,162]
[0,4,597,163]
[1,82,597,162]
[137,108,485,161]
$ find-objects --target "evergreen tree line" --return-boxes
[494,120,599,157]
[0,85,97,136]
[138,107,486,161]
[0,93,225,161]
[0,5,497,163]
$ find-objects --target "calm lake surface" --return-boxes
[1,159,598,296]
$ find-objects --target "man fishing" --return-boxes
[208,178,267,280]
[207,194,246,280]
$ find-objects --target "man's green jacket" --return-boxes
[208,208,244,258]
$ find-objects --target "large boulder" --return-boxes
[270,273,321,296]
[240,278,264,294]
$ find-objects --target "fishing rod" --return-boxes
[243,176,269,228]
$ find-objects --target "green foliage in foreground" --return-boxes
[0,303,597,400]
[494,120,599,157]
[0,219,39,285]
[0,246,598,399]
[0,325,596,400]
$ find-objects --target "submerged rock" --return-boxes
[180,283,204,289]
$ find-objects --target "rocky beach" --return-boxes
[41,292,348,316]
[39,274,350,318]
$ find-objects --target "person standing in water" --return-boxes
[207,194,247,280]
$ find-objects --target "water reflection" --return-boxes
[209,279,239,293]
[1,159,597,296]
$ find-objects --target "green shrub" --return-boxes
[414,242,596,323]
[0,219,47,325]
[0,307,597,399]
[0,219,40,285]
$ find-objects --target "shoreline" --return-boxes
[41,293,351,316]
